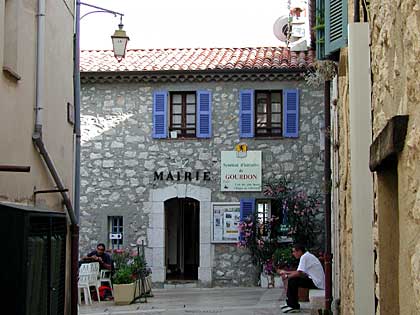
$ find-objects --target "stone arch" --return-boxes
[148,184,212,286]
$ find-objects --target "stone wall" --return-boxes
[212,244,257,287]
[79,78,324,286]
[370,1,420,314]
[336,49,355,315]
[336,1,420,314]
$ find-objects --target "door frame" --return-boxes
[149,184,212,286]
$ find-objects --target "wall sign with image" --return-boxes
[211,202,241,243]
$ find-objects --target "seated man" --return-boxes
[277,243,325,313]
[81,243,112,270]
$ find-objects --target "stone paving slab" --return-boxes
[79,287,311,315]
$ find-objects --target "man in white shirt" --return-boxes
[277,243,325,313]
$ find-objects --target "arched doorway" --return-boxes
[164,197,200,280]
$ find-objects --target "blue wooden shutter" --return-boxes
[325,0,348,55]
[197,91,212,138]
[239,198,255,241]
[152,91,167,138]
[240,198,255,221]
[283,89,299,138]
[239,90,254,138]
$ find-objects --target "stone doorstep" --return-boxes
[309,289,325,315]
[164,281,198,289]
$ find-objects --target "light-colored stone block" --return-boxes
[152,212,164,229]
[151,267,165,282]
[150,228,165,247]
[152,247,165,267]
[151,201,164,214]
[200,225,211,244]
[199,244,212,268]
[176,184,187,198]
[198,266,212,283]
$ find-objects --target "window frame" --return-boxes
[169,91,197,138]
[108,216,123,249]
[256,200,271,236]
[254,90,283,137]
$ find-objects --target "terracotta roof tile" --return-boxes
[80,47,315,73]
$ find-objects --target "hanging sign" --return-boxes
[109,233,122,240]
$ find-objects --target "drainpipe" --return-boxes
[33,0,79,313]
[33,0,76,224]
[70,2,82,314]
[324,80,332,311]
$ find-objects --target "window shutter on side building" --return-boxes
[283,89,299,138]
[325,0,348,55]
[152,91,168,139]
[239,90,254,138]
[197,91,212,138]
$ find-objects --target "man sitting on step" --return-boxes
[277,243,325,313]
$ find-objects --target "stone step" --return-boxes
[309,289,325,315]
[164,281,198,289]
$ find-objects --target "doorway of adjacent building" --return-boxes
[165,197,200,281]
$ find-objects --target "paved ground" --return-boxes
[79,287,311,315]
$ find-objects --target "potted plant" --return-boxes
[111,249,152,305]
[112,264,136,305]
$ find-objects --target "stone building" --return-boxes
[317,0,420,314]
[79,47,325,287]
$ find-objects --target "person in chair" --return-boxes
[81,243,112,270]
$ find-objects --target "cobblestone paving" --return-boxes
[79,287,311,315]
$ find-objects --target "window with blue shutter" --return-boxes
[240,90,254,138]
[153,91,167,138]
[197,91,212,138]
[240,198,255,221]
[325,0,348,55]
[283,89,299,138]
[239,198,255,240]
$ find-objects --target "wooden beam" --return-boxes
[369,115,409,172]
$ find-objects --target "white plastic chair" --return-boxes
[78,264,92,305]
[87,262,101,301]
[99,269,113,297]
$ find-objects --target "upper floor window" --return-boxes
[240,89,299,138]
[255,91,282,137]
[170,92,196,138]
[153,90,212,139]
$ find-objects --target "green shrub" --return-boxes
[113,265,134,284]
[273,245,298,268]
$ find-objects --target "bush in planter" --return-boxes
[111,248,151,281]
[113,265,134,285]
[111,248,153,304]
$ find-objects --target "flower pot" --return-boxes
[260,273,270,288]
[113,282,135,305]
[260,273,284,288]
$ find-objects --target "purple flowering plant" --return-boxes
[238,177,322,273]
